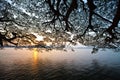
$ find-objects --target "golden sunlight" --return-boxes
[32,48,39,73]
[33,48,39,63]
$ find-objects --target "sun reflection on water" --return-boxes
[32,48,39,73]
[33,48,39,63]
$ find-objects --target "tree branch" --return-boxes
[106,0,120,39]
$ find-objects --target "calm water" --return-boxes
[0,48,120,80]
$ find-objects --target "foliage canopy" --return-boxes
[0,0,120,51]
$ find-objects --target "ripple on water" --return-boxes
[0,48,120,80]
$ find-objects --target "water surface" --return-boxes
[0,48,120,80]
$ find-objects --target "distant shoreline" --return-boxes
[0,45,93,49]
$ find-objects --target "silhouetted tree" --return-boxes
[0,0,119,50]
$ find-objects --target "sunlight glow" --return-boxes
[33,48,38,61]
[36,36,44,41]
[32,33,44,41]
[32,48,39,73]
